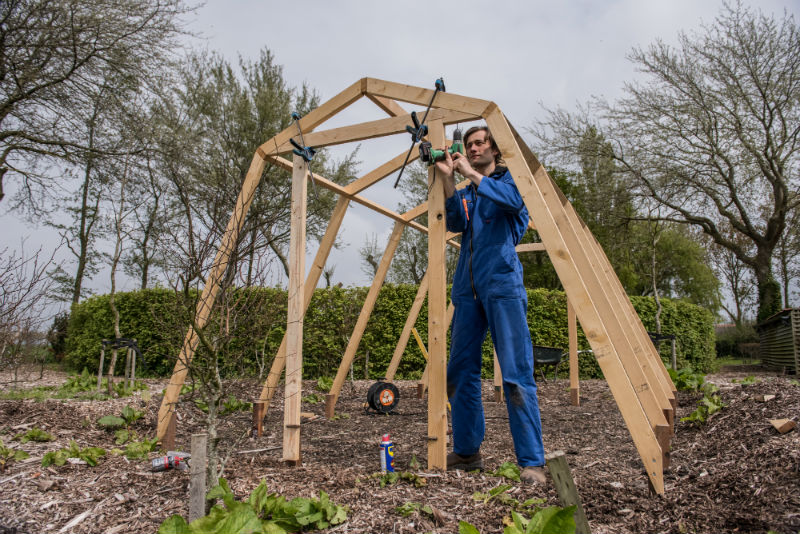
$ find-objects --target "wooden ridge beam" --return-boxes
[485,109,665,494]
[366,78,491,116]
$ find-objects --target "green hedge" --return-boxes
[64,286,715,380]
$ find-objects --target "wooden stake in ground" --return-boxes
[568,300,579,406]
[545,451,591,534]
[189,433,207,522]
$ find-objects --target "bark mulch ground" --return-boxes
[0,368,798,533]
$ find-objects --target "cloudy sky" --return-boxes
[3,0,798,302]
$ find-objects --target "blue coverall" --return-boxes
[445,166,545,467]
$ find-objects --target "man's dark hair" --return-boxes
[463,126,504,165]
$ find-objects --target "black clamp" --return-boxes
[288,112,319,198]
[393,77,446,188]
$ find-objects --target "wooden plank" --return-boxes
[770,418,797,433]
[385,271,429,381]
[578,222,676,427]
[252,401,266,438]
[157,153,267,441]
[257,79,365,158]
[515,242,547,253]
[257,196,350,408]
[345,149,419,195]
[568,300,580,406]
[493,350,504,402]
[545,451,591,534]
[484,109,664,494]
[366,78,490,117]
[189,433,207,522]
[366,93,408,117]
[269,108,476,155]
[266,155,459,247]
[325,222,405,417]
[402,179,470,222]
[417,302,454,398]
[162,411,176,452]
[283,154,307,465]
[426,119,448,470]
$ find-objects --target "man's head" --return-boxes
[463,126,503,171]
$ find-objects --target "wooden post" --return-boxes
[426,119,448,470]
[130,341,136,385]
[283,153,307,466]
[325,221,404,418]
[189,433,207,522]
[252,401,266,438]
[493,350,504,402]
[545,451,591,534]
[97,347,105,391]
[670,338,677,371]
[568,300,579,406]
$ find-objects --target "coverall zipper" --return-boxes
[468,185,477,299]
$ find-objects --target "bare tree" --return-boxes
[0,0,194,208]
[0,244,58,385]
[533,2,800,321]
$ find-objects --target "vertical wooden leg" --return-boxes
[568,300,580,407]
[252,401,266,438]
[426,119,447,470]
[97,348,105,391]
[283,154,307,465]
[493,350,504,402]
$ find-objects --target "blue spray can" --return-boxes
[380,433,394,473]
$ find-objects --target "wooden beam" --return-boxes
[402,179,471,222]
[266,155,459,247]
[545,451,592,534]
[485,109,665,494]
[493,350,503,402]
[385,271,429,381]
[283,153,307,465]
[325,222,405,417]
[568,300,579,406]
[157,153,267,442]
[366,78,491,116]
[268,108,476,155]
[257,196,350,410]
[426,119,448,470]
[366,93,409,117]
[257,79,365,158]
[344,149,419,195]
[515,242,547,253]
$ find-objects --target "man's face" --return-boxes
[465,130,498,170]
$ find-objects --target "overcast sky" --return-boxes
[3,0,798,305]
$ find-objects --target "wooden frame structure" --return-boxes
[156,78,677,493]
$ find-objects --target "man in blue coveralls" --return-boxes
[435,126,546,484]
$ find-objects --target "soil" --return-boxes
[1,368,798,534]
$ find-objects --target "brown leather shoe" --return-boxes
[520,465,546,484]
[446,451,483,471]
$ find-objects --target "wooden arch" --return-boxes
[156,78,676,494]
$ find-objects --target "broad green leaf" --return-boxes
[212,501,262,534]
[260,521,288,534]
[525,505,576,534]
[459,520,481,534]
[158,515,190,534]
[97,415,126,429]
[247,481,269,513]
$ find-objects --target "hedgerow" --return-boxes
[64,286,714,379]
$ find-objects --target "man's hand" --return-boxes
[451,151,483,187]
[435,148,457,198]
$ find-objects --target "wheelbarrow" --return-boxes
[532,345,567,383]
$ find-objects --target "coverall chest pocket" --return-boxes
[477,198,504,244]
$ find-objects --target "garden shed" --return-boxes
[756,308,799,374]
